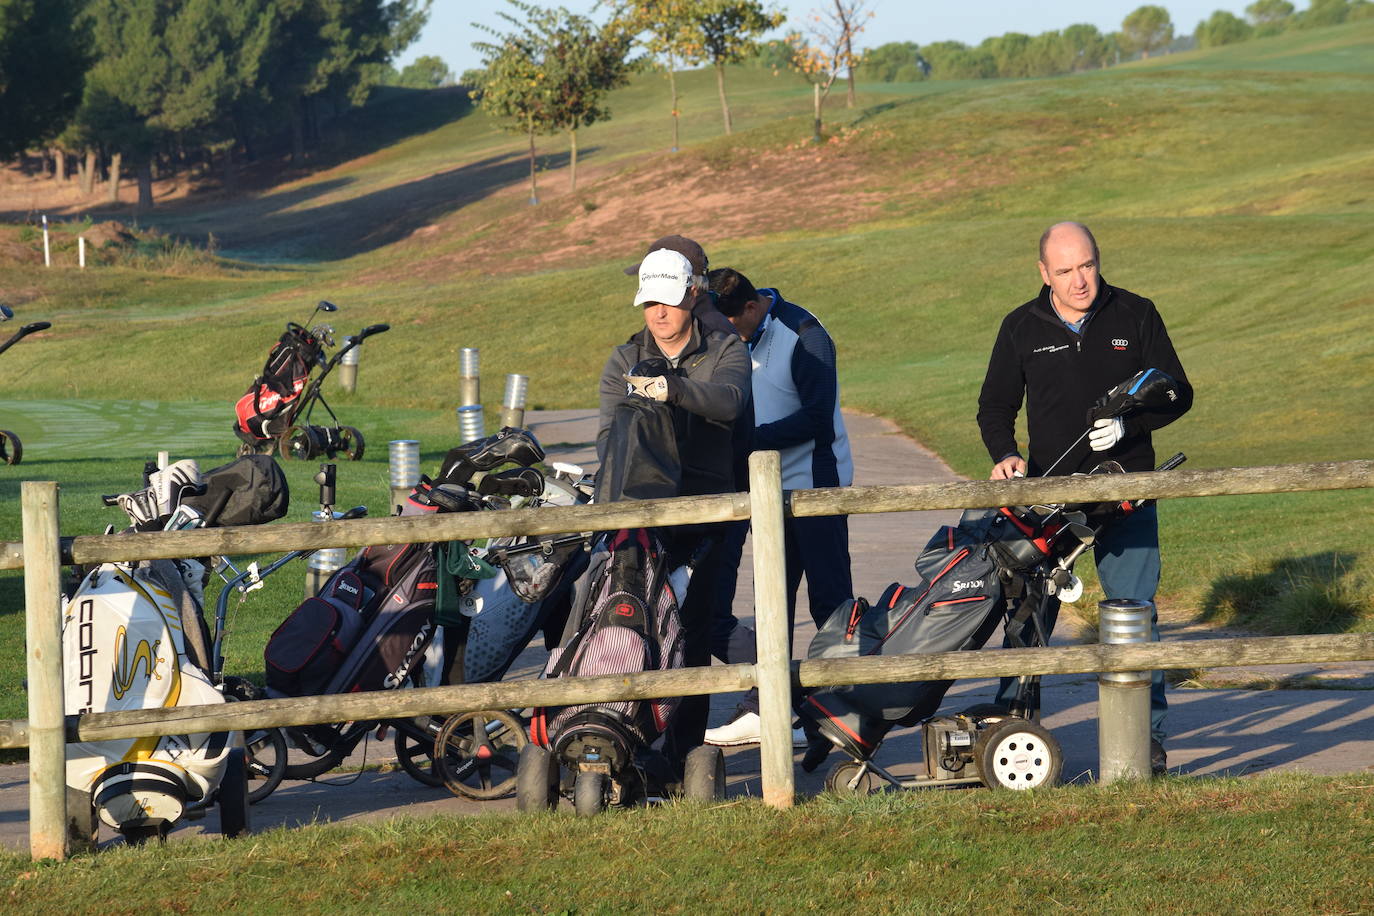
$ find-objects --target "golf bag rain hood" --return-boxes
[594,397,681,503]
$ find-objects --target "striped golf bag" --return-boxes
[529,528,688,770]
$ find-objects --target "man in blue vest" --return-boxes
[702,267,854,747]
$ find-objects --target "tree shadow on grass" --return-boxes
[147,147,584,262]
[1199,551,1365,635]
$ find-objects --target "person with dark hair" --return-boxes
[977,221,1193,774]
[597,246,751,770]
[701,267,854,747]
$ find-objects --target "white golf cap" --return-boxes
[633,248,692,307]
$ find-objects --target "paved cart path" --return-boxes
[2,409,1371,851]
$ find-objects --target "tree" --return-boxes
[619,0,698,151]
[1120,5,1175,58]
[1246,0,1296,24]
[1195,10,1254,47]
[1295,0,1351,27]
[394,54,456,87]
[920,40,995,79]
[537,8,632,190]
[859,41,925,82]
[813,0,868,108]
[471,2,558,205]
[1062,23,1110,71]
[0,0,89,161]
[685,0,784,135]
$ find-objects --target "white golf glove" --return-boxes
[1088,417,1125,452]
[625,374,669,402]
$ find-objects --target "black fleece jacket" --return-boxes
[977,279,1192,476]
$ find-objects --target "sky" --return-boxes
[397,0,1263,74]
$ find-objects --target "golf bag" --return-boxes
[529,527,688,768]
[64,560,233,832]
[234,324,324,441]
[799,511,1013,760]
[61,456,276,837]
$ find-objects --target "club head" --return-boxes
[317,300,338,313]
[0,305,12,321]
[1090,368,1181,422]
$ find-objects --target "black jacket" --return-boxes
[977,280,1192,476]
[597,319,750,496]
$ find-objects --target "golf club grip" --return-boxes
[1155,452,1187,473]
[359,323,389,338]
[22,322,51,334]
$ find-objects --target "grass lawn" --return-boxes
[1,22,1372,719]
[1,774,1371,913]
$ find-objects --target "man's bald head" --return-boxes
[1039,221,1099,265]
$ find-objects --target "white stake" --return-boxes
[41,215,50,268]
[78,236,86,269]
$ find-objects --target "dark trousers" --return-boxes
[662,525,728,767]
[995,503,1167,741]
[709,513,853,715]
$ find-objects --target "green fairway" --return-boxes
[1,20,1372,700]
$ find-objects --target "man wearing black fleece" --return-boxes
[977,221,1192,773]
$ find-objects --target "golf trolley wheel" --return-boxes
[339,425,365,461]
[0,430,21,465]
[394,719,446,788]
[282,743,347,781]
[434,710,528,801]
[683,745,725,802]
[279,425,320,461]
[825,760,879,797]
[573,770,609,817]
[218,747,251,838]
[515,745,560,813]
[243,726,288,804]
[975,717,1063,790]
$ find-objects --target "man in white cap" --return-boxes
[596,246,751,772]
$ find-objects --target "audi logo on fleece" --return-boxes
[1111,338,1129,351]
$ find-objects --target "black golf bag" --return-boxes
[234,324,323,441]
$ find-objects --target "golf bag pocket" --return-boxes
[264,594,362,696]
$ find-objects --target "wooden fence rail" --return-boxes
[6,456,1373,859]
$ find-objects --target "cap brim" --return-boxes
[634,279,689,307]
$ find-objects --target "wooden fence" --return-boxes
[5,455,1374,859]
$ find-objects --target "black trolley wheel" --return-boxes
[515,745,559,813]
[824,759,879,797]
[573,770,608,817]
[218,747,251,838]
[683,745,725,802]
[434,709,528,801]
[339,425,365,461]
[0,430,21,465]
[394,719,446,788]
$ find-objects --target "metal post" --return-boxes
[455,405,485,444]
[458,348,480,406]
[500,373,528,430]
[1098,598,1153,782]
[749,451,794,808]
[388,439,421,515]
[337,336,359,393]
[22,481,66,860]
[304,509,346,598]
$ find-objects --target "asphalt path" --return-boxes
[2,409,1370,851]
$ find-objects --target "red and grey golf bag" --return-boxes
[234,324,323,441]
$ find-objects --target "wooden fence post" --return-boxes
[22,482,66,860]
[749,451,794,808]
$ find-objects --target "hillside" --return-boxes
[0,20,1371,627]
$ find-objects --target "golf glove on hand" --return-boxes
[1089,417,1125,451]
[625,374,669,402]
